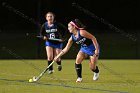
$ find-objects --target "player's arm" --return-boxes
[80,30,99,56]
[54,37,73,61]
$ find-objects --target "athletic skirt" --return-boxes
[80,44,100,56]
[45,41,63,49]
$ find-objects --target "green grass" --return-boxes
[0,59,140,93]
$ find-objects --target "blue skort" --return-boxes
[80,44,100,56]
[45,41,63,49]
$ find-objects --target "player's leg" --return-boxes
[54,48,62,71]
[46,46,54,74]
[89,55,99,80]
[75,51,87,82]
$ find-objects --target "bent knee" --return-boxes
[47,56,53,61]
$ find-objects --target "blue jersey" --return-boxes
[71,30,93,47]
[71,30,98,56]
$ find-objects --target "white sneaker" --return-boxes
[93,72,99,81]
[48,70,54,74]
[76,77,82,83]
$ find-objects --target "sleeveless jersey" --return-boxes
[71,30,93,47]
[44,22,60,42]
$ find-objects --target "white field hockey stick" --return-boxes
[30,61,55,82]
[36,35,62,41]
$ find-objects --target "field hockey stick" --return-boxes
[36,35,43,39]
[36,35,62,41]
[29,61,55,82]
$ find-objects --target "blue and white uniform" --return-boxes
[40,22,67,49]
[71,30,99,56]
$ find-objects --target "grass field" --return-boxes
[0,59,140,93]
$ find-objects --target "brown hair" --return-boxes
[45,12,55,18]
[72,19,86,29]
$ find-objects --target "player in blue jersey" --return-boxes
[40,12,67,74]
[54,19,100,82]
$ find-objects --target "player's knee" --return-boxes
[76,57,83,64]
[47,56,53,61]
[56,58,61,62]
[75,62,81,64]
[75,58,82,64]
[75,59,82,64]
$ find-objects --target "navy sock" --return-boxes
[93,66,99,73]
[48,60,53,70]
[75,63,82,78]
[56,61,61,65]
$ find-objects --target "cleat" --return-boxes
[48,70,54,74]
[76,77,82,83]
[93,72,99,81]
[57,65,62,71]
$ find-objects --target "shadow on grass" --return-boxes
[0,78,128,93]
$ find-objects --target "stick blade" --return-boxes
[32,76,38,82]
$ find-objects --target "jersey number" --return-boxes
[49,33,55,39]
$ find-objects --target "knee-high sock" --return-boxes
[56,61,61,65]
[93,66,99,73]
[75,63,82,78]
[48,60,53,70]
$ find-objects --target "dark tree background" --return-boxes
[0,0,140,59]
